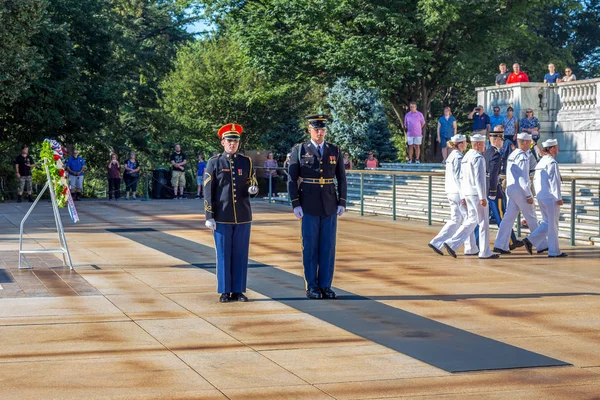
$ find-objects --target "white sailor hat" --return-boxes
[542,138,558,148]
[470,133,486,142]
[451,134,466,143]
[517,132,532,140]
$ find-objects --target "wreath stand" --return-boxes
[18,162,73,270]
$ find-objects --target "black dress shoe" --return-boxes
[232,292,248,302]
[428,243,444,256]
[537,248,548,254]
[464,252,479,256]
[219,293,231,303]
[549,252,568,258]
[306,288,323,299]
[479,254,500,259]
[522,238,533,255]
[509,240,524,250]
[321,288,337,299]
[443,243,456,258]
[493,247,511,254]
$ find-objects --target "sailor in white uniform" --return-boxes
[493,132,548,254]
[443,134,498,259]
[524,139,567,257]
[429,134,478,256]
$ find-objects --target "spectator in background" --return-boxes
[563,67,576,82]
[343,152,353,171]
[506,63,529,84]
[264,151,278,196]
[467,105,490,136]
[65,147,86,201]
[107,153,121,201]
[502,106,519,143]
[495,63,510,86]
[196,155,206,199]
[404,102,425,164]
[123,151,140,200]
[489,106,504,132]
[544,63,561,83]
[520,109,540,142]
[437,106,457,163]
[170,144,187,200]
[365,152,379,169]
[15,145,35,203]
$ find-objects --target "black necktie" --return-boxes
[318,145,322,157]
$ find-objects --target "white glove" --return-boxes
[205,219,216,230]
[248,185,258,195]
[293,206,304,219]
[489,195,496,201]
[337,206,345,216]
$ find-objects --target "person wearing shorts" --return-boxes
[196,155,206,199]
[15,145,35,203]
[170,144,187,199]
[65,148,86,201]
[404,102,425,164]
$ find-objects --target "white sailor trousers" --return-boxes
[495,188,546,250]
[445,195,482,255]
[528,198,560,256]
[431,194,477,254]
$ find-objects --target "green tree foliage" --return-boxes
[0,0,46,113]
[327,77,396,163]
[161,36,310,156]
[201,0,599,161]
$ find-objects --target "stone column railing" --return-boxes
[476,79,600,164]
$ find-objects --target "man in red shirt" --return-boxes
[506,63,529,84]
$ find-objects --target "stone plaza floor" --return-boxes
[0,199,599,399]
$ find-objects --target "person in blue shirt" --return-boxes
[436,107,457,163]
[489,106,504,132]
[467,105,490,136]
[544,63,561,84]
[196,155,207,199]
[65,148,86,201]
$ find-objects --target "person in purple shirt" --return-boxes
[404,102,425,164]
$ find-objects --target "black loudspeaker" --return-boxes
[152,169,174,199]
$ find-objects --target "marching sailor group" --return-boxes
[430,130,567,259]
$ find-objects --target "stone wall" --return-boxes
[476,78,600,164]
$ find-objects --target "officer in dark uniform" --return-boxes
[288,114,347,299]
[204,123,258,303]
[484,128,523,253]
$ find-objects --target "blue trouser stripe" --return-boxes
[213,223,251,293]
[301,213,337,290]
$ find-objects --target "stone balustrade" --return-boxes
[476,78,600,164]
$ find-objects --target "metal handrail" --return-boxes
[344,169,600,246]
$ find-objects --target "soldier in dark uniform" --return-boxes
[288,114,347,299]
[485,129,523,253]
[204,124,258,303]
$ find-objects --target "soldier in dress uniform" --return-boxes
[443,134,499,259]
[288,114,347,299]
[484,128,523,252]
[493,133,548,254]
[204,124,258,303]
[524,139,567,257]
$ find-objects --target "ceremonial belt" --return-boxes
[303,178,334,184]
